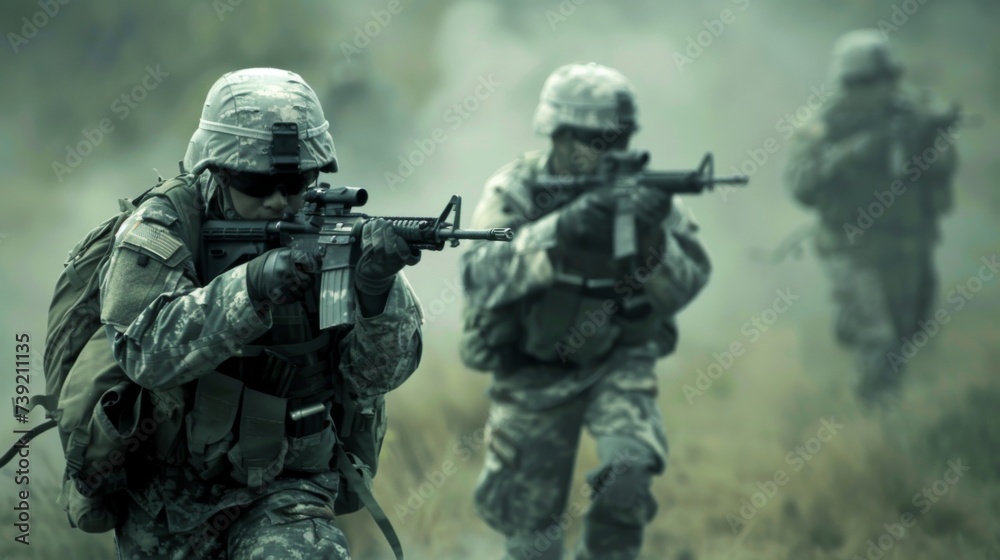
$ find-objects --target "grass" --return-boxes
[3,297,998,560]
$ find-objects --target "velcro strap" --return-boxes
[335,447,403,560]
[64,259,86,291]
[188,372,243,456]
[238,389,287,489]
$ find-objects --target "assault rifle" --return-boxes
[534,150,749,260]
[201,184,513,329]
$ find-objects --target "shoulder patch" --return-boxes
[120,220,184,262]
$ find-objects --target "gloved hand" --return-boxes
[556,189,617,250]
[245,247,320,303]
[355,218,421,295]
[631,186,673,234]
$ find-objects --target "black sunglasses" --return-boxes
[226,170,319,198]
[567,128,631,150]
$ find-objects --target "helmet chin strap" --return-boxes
[208,170,241,220]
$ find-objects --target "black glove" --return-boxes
[245,248,320,303]
[355,218,421,296]
[632,186,673,234]
[556,190,617,250]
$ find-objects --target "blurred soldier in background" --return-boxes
[459,63,711,560]
[100,68,423,558]
[785,30,960,407]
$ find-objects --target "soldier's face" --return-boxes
[229,186,305,220]
[553,128,631,175]
[222,169,316,219]
[842,74,899,108]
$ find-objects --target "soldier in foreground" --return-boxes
[459,63,712,559]
[99,68,423,558]
[785,30,960,407]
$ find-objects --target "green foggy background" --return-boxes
[1,1,999,558]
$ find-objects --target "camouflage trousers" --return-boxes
[474,354,668,560]
[114,488,350,559]
[819,249,936,403]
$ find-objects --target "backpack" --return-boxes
[13,174,202,532]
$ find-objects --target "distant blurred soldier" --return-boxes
[785,30,960,406]
[459,62,711,560]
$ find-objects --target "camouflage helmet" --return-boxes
[532,62,638,136]
[183,68,338,176]
[828,30,904,84]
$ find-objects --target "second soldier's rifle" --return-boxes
[534,150,749,261]
[201,184,513,329]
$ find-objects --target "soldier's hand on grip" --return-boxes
[246,247,320,303]
[355,218,421,295]
[632,186,673,234]
[556,189,616,249]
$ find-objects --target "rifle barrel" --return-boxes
[438,227,514,241]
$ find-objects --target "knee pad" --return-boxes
[585,442,659,527]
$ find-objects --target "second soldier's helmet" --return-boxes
[828,30,904,85]
[184,68,339,176]
[532,62,638,136]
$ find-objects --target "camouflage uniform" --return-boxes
[784,31,959,404]
[460,63,711,560]
[99,68,423,558]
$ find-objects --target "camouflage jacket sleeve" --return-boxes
[906,88,960,214]
[642,198,712,316]
[100,198,272,392]
[784,119,840,207]
[337,273,423,397]
[461,155,561,310]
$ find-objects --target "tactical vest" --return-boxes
[812,90,953,258]
[479,151,663,369]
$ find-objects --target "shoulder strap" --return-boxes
[138,174,204,262]
[495,150,557,224]
[334,446,403,560]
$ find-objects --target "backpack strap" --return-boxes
[334,446,403,560]
[0,420,56,469]
[146,174,204,262]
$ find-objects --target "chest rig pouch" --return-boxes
[520,247,657,366]
[184,301,339,488]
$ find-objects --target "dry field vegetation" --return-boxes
[335,291,1000,560]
